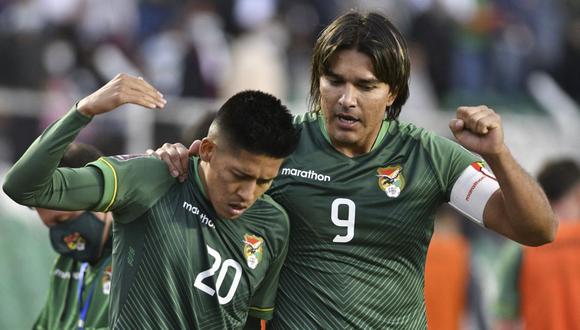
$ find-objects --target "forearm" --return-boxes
[484,146,557,245]
[2,107,104,210]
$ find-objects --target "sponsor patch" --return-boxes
[243,234,264,269]
[377,165,405,198]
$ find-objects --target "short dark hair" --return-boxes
[59,143,103,168]
[212,90,299,158]
[309,11,410,120]
[537,158,580,202]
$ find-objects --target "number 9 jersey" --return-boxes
[268,112,479,329]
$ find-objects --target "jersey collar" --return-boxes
[192,157,209,199]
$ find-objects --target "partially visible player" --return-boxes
[495,158,580,330]
[155,11,556,329]
[34,142,113,330]
[3,74,300,329]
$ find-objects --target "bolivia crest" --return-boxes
[377,165,405,198]
[243,234,264,269]
[64,232,86,251]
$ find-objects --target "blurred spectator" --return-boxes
[220,0,289,101]
[410,0,456,102]
[424,205,487,330]
[33,143,113,330]
[553,1,580,104]
[495,158,580,330]
[180,110,216,147]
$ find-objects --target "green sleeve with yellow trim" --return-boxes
[2,107,105,210]
[248,201,290,320]
[87,155,176,224]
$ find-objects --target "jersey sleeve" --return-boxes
[248,204,290,320]
[421,131,481,199]
[88,155,176,223]
[2,107,105,211]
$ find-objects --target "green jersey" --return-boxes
[268,112,479,329]
[33,253,112,330]
[3,109,289,329]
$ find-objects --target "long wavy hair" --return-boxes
[309,11,410,120]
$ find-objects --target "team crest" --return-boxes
[377,165,405,198]
[471,161,496,179]
[63,232,86,251]
[102,265,112,295]
[243,234,264,269]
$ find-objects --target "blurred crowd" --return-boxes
[0,0,579,159]
[0,1,579,329]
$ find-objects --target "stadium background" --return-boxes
[0,0,578,328]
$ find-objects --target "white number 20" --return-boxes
[194,245,242,304]
[331,198,356,243]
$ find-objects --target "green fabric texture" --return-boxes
[33,254,112,330]
[494,242,523,320]
[268,112,480,329]
[3,107,290,329]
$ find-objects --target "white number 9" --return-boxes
[331,198,356,243]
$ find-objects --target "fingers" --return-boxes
[111,73,166,109]
[455,105,501,135]
[78,73,167,116]
[122,74,166,108]
[154,143,190,182]
[118,89,164,109]
[176,144,190,182]
[448,118,464,134]
[189,140,202,156]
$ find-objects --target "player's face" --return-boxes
[36,208,84,227]
[199,139,283,219]
[319,49,396,157]
[36,208,108,227]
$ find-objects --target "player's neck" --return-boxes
[196,160,210,200]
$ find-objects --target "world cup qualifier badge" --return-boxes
[377,165,405,198]
[243,234,264,270]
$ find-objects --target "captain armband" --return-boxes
[448,162,500,226]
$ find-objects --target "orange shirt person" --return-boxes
[495,159,580,330]
[424,206,470,330]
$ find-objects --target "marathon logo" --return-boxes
[280,168,331,182]
[183,201,215,228]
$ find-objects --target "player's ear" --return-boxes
[199,137,215,162]
[386,89,397,107]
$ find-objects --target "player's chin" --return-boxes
[222,205,248,220]
[331,131,361,145]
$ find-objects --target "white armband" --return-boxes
[449,162,500,226]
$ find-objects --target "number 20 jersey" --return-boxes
[268,112,478,329]
[89,156,289,329]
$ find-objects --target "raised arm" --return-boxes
[3,74,166,211]
[449,106,557,246]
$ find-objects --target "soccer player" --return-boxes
[495,158,580,330]
[3,74,300,329]
[155,11,556,329]
[34,143,112,330]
